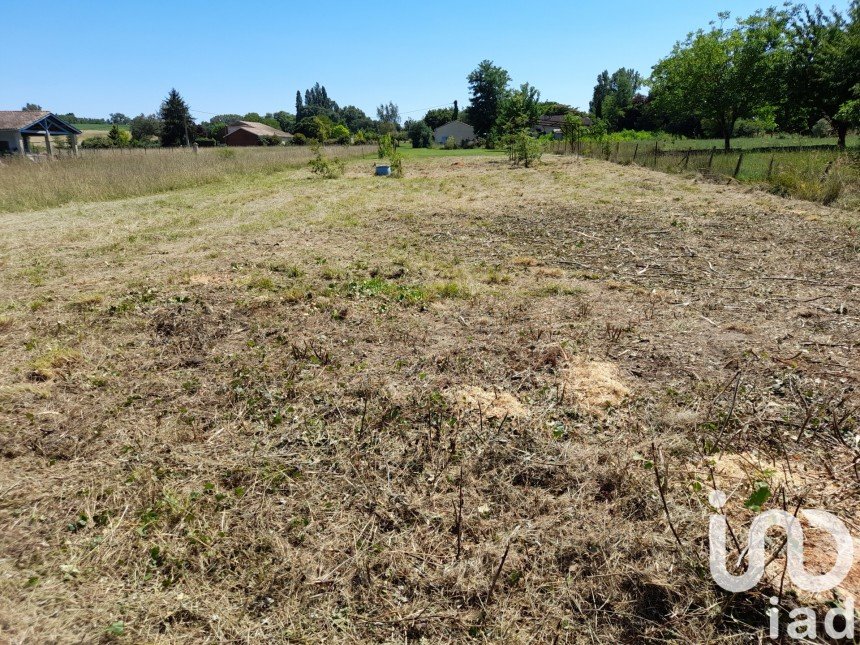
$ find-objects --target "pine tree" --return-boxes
[295,90,303,118]
[453,100,459,121]
[159,88,194,147]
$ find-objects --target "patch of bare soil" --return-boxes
[0,155,857,642]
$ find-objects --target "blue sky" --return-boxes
[1,0,852,122]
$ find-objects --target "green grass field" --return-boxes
[72,123,129,131]
[396,145,504,158]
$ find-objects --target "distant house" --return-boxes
[224,120,292,146]
[533,114,593,139]
[433,121,476,146]
[0,111,81,156]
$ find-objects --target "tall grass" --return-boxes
[607,133,860,151]
[0,145,376,213]
[553,139,859,207]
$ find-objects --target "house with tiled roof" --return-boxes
[224,120,292,146]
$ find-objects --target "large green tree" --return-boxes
[650,10,790,150]
[271,111,295,133]
[423,107,455,130]
[376,102,400,127]
[405,119,433,148]
[590,68,642,131]
[787,3,860,147]
[467,60,511,139]
[296,83,340,123]
[158,88,194,147]
[340,105,373,133]
[497,83,541,135]
[130,113,161,142]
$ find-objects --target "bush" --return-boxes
[195,138,216,147]
[294,116,328,142]
[507,130,543,167]
[80,136,115,149]
[406,120,433,148]
[330,124,351,144]
[390,151,404,178]
[259,134,283,146]
[811,118,834,138]
[108,125,131,146]
[444,136,458,150]
[378,134,395,159]
[308,146,345,179]
[292,133,308,146]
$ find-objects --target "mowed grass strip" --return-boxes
[0,154,858,642]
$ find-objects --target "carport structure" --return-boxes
[0,111,82,157]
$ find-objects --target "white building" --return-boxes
[432,121,476,146]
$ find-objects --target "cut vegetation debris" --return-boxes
[561,357,630,415]
[0,154,858,642]
[452,386,529,419]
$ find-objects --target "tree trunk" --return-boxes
[836,122,848,149]
[724,132,731,151]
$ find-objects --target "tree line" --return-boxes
[67,84,405,149]
[402,2,859,151]
[30,3,859,152]
[594,3,860,149]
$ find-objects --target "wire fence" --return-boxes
[546,139,853,184]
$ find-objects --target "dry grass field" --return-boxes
[0,154,858,642]
[0,146,376,213]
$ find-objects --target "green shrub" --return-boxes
[378,134,395,159]
[259,134,283,146]
[80,136,115,149]
[389,151,404,178]
[308,146,345,179]
[811,118,834,138]
[330,124,351,144]
[108,125,131,146]
[444,136,458,150]
[195,138,216,147]
[406,120,433,148]
[507,130,543,167]
[292,133,307,146]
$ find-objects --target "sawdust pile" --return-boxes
[451,386,529,419]
[562,358,630,415]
